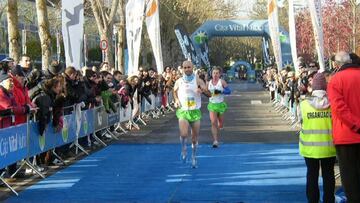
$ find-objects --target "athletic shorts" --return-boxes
[176,109,202,122]
[207,102,228,114]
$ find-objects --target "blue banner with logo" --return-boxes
[174,24,201,67]
[94,106,109,131]
[28,114,77,157]
[78,109,95,138]
[0,124,27,169]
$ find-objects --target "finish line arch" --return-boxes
[190,20,292,69]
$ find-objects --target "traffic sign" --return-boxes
[100,39,108,50]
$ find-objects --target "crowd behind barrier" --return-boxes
[0,56,183,195]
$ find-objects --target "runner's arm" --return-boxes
[222,79,231,95]
[173,80,180,107]
[198,78,211,97]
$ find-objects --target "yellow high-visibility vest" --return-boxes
[299,100,336,158]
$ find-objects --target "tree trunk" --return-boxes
[117,0,125,73]
[7,0,20,62]
[36,0,52,70]
[89,0,119,70]
[351,0,357,53]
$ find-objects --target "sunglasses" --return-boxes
[309,65,316,68]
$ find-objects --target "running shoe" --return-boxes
[212,141,219,148]
[191,156,197,168]
[181,147,187,163]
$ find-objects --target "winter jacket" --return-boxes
[33,84,65,135]
[11,76,33,125]
[328,63,360,145]
[83,77,99,108]
[0,86,28,128]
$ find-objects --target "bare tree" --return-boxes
[7,0,20,62]
[349,0,359,52]
[89,0,119,69]
[36,0,52,70]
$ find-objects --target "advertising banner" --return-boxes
[0,124,27,169]
[61,0,84,69]
[28,114,76,157]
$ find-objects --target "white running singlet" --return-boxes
[178,77,201,110]
[208,79,224,103]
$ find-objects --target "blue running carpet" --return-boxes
[7,143,308,203]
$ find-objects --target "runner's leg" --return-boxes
[209,111,219,147]
[179,119,189,162]
[190,120,201,167]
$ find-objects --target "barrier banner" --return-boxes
[155,94,162,107]
[28,114,76,157]
[78,109,95,138]
[150,94,156,110]
[142,97,153,112]
[120,104,132,122]
[108,104,120,126]
[0,124,27,169]
[94,106,109,131]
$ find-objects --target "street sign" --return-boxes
[100,39,108,50]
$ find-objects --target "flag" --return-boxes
[174,24,200,66]
[307,0,325,72]
[61,0,84,69]
[288,0,299,73]
[145,0,164,73]
[268,0,283,71]
[126,0,146,75]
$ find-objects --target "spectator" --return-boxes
[0,57,15,76]
[0,73,30,180]
[9,65,34,125]
[328,51,360,203]
[63,66,81,109]
[98,72,116,113]
[139,68,152,104]
[299,73,336,203]
[0,74,29,128]
[113,70,123,91]
[33,77,65,136]
[99,62,111,72]
[83,69,101,108]
[18,55,32,76]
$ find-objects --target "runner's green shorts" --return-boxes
[176,109,202,122]
[207,102,228,114]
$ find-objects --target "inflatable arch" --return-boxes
[190,20,292,69]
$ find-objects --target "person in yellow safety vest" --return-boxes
[299,73,336,203]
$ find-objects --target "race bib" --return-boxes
[185,97,196,108]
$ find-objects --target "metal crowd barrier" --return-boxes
[270,88,300,129]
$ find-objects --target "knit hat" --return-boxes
[1,57,14,63]
[48,61,64,75]
[312,73,327,91]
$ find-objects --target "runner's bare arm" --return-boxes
[221,79,231,95]
[198,78,211,97]
[173,79,180,107]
